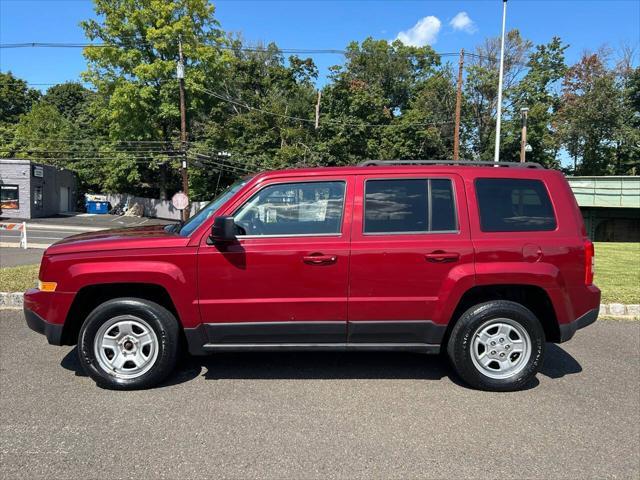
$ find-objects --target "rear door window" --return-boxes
[364,178,457,234]
[475,178,556,232]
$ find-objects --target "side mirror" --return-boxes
[210,216,236,242]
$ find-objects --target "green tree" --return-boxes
[613,63,640,174]
[42,82,94,120]
[464,30,532,161]
[81,0,226,197]
[557,52,630,174]
[502,37,568,167]
[379,68,456,160]
[10,102,76,162]
[9,101,141,194]
[188,42,320,200]
[0,72,41,154]
[315,38,443,165]
[334,38,440,112]
[0,72,41,124]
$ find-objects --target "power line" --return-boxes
[193,85,454,129]
[188,152,255,174]
[15,156,171,165]
[0,82,91,87]
[0,42,463,58]
[8,155,255,180]
[10,150,178,157]
[192,85,316,124]
[0,136,183,145]
[190,152,258,174]
[2,41,512,65]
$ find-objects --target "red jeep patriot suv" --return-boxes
[24,160,600,391]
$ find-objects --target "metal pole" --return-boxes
[494,0,508,163]
[315,90,322,130]
[178,39,189,220]
[520,107,529,163]
[453,48,464,161]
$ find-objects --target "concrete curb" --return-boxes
[1,292,638,319]
[0,292,27,309]
[599,303,640,318]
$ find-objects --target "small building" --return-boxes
[0,159,78,219]
[568,176,640,242]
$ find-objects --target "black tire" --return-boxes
[77,298,180,390]
[447,300,545,391]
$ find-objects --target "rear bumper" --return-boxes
[24,307,64,345]
[558,307,599,343]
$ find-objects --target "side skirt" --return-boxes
[183,321,444,356]
[198,343,440,354]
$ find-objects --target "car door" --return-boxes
[348,172,473,344]
[197,175,353,345]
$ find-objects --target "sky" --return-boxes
[1,0,639,90]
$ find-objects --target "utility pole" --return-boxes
[315,90,322,130]
[494,0,508,163]
[177,38,189,220]
[520,107,529,163]
[453,48,464,161]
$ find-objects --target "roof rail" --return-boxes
[358,160,543,169]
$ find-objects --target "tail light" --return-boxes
[584,240,595,285]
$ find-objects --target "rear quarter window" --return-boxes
[475,178,557,232]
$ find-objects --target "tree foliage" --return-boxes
[0,72,41,125]
[1,3,638,202]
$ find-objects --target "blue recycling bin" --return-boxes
[86,201,109,214]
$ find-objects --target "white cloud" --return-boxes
[395,16,442,46]
[449,11,477,34]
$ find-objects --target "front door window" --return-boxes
[234,181,346,236]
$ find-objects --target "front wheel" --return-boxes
[78,298,180,390]
[447,300,545,391]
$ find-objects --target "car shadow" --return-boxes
[540,343,583,378]
[60,341,583,389]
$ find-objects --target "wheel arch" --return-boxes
[61,283,182,345]
[443,284,560,346]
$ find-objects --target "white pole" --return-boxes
[494,0,508,163]
[21,221,28,249]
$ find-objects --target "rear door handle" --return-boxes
[303,254,337,265]
[425,251,460,262]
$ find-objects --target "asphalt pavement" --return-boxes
[0,247,46,268]
[1,213,174,230]
[1,214,174,267]
[1,227,77,248]
[0,310,638,479]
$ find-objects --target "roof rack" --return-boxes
[358,160,543,169]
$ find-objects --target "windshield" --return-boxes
[172,178,251,236]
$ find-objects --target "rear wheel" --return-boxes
[447,300,545,391]
[78,298,179,390]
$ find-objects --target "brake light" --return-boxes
[584,240,595,285]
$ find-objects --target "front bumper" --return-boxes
[558,307,600,343]
[24,307,64,345]
[23,288,75,346]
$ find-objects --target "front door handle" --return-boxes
[303,254,337,265]
[425,251,460,263]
